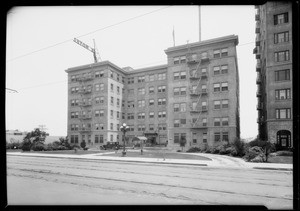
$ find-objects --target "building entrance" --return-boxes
[276,130,291,149]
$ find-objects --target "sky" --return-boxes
[6,5,257,138]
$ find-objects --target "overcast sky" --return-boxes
[6,5,257,138]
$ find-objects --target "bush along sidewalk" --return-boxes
[186,137,290,163]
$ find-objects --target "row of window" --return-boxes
[71,83,124,94]
[174,131,229,144]
[70,70,126,84]
[173,82,228,96]
[173,48,228,65]
[173,117,229,127]
[127,73,166,84]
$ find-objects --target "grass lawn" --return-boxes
[100,150,212,161]
[6,149,103,155]
[267,156,293,164]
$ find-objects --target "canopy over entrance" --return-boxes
[132,136,147,142]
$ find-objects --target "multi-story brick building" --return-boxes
[65,34,240,149]
[254,2,293,149]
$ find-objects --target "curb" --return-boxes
[253,167,293,171]
[7,153,208,167]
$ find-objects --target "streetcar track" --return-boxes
[8,167,293,201]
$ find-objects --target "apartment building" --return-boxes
[254,2,293,149]
[66,34,240,149]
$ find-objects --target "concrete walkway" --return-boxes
[6,150,292,171]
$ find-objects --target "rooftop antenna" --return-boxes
[199,6,201,41]
[73,38,99,63]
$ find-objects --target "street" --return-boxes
[7,155,293,209]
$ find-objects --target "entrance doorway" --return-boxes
[276,130,291,149]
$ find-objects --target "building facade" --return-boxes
[66,35,240,149]
[254,2,293,149]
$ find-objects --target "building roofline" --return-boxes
[65,60,127,74]
[126,64,168,74]
[164,35,239,54]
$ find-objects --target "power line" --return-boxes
[6,6,172,63]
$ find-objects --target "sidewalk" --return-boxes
[6,151,293,171]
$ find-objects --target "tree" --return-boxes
[22,128,47,151]
[260,140,275,162]
[59,136,71,149]
[179,136,186,152]
[80,140,86,149]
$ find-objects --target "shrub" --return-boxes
[83,147,89,151]
[177,150,181,152]
[243,146,264,162]
[32,143,45,151]
[21,140,32,151]
[232,138,246,157]
[71,144,80,150]
[186,147,201,153]
[80,141,86,149]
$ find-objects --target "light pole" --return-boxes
[120,123,129,156]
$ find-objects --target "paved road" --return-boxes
[7,155,293,209]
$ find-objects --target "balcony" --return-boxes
[189,72,201,80]
[253,47,257,54]
[256,90,262,97]
[189,89,201,96]
[256,60,261,72]
[190,123,208,129]
[255,22,260,34]
[77,75,93,82]
[78,102,92,107]
[190,106,201,113]
[255,13,260,21]
[186,54,200,63]
[256,73,262,84]
[78,89,92,94]
[79,115,92,120]
[255,47,261,59]
[255,34,260,46]
[256,103,263,110]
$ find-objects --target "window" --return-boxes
[95,123,99,130]
[99,123,104,130]
[180,119,186,125]
[174,133,180,143]
[180,56,186,63]
[128,89,134,94]
[95,71,100,78]
[173,72,180,80]
[138,125,145,131]
[214,132,221,142]
[213,50,221,58]
[222,117,229,126]
[173,103,179,112]
[110,123,113,130]
[275,89,291,100]
[276,108,291,119]
[180,87,186,95]
[275,70,290,81]
[100,84,104,91]
[174,88,180,96]
[274,31,289,44]
[95,135,99,143]
[203,133,207,143]
[201,84,207,92]
[221,82,228,91]
[110,97,114,105]
[110,83,114,92]
[158,124,167,131]
[138,100,145,107]
[149,112,154,118]
[214,83,220,92]
[158,98,166,105]
[128,77,134,84]
[149,99,155,106]
[222,100,229,108]
[193,133,197,144]
[122,112,125,120]
[110,110,113,118]
[117,86,120,94]
[158,73,166,80]
[95,84,100,92]
[100,135,104,143]
[138,76,145,83]
[117,111,120,119]
[201,101,207,110]
[180,103,186,112]
[71,75,76,82]
[158,111,166,118]
[221,65,228,74]
[149,86,155,94]
[95,97,100,104]
[149,124,155,131]
[202,118,207,126]
[214,100,221,109]
[174,119,180,127]
[274,12,288,25]
[221,48,228,57]
[128,101,134,108]
[95,110,100,117]
[100,97,104,104]
[138,112,145,119]
[275,50,289,62]
[158,86,166,93]
[100,110,104,117]
[174,57,179,65]
[201,52,208,59]
[128,125,134,131]
[149,74,155,81]
[214,118,221,126]
[213,66,220,75]
[127,113,134,119]
[222,132,229,142]
[116,74,120,81]
[138,88,145,95]
[117,98,120,107]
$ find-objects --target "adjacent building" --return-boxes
[254,2,293,149]
[65,34,240,149]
